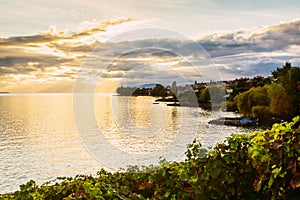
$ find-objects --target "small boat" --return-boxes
[209,117,256,127]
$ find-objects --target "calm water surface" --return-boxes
[0,93,252,193]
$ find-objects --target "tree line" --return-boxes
[228,62,300,126]
[116,62,300,125]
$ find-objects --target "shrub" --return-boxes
[226,101,238,112]
[252,105,274,126]
[249,116,300,199]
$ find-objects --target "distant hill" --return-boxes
[139,83,157,88]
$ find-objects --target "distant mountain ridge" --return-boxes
[139,83,157,88]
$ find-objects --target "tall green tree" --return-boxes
[267,83,293,120]
[234,86,269,118]
[171,81,177,96]
[171,81,177,97]
[151,84,167,97]
[272,62,300,116]
[252,105,273,126]
[199,87,210,103]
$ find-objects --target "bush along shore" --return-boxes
[1,117,300,199]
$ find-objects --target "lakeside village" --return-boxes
[117,62,300,127]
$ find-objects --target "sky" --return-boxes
[0,0,300,93]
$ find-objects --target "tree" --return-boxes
[231,77,250,97]
[171,81,177,96]
[208,87,225,104]
[267,83,293,120]
[199,87,210,103]
[116,86,137,96]
[234,90,252,117]
[271,61,291,81]
[226,101,237,112]
[252,106,273,126]
[234,86,270,118]
[151,84,167,97]
[177,91,198,103]
[272,62,300,116]
[234,79,297,122]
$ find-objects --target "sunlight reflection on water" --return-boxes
[0,93,251,193]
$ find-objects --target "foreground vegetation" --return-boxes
[1,117,300,199]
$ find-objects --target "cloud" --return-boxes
[90,19,300,83]
[200,19,300,55]
[188,19,300,78]
[1,18,300,92]
[0,18,134,92]
[0,18,133,46]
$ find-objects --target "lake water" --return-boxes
[0,93,252,193]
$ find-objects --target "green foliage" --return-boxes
[199,87,210,103]
[268,83,293,120]
[267,83,286,99]
[208,86,225,104]
[116,86,137,96]
[171,81,177,97]
[234,81,297,123]
[272,62,300,116]
[198,87,225,104]
[249,116,300,199]
[151,84,167,97]
[1,118,300,199]
[177,91,198,103]
[184,134,261,199]
[225,100,238,112]
[230,77,251,97]
[232,62,300,123]
[252,105,273,126]
[234,86,270,118]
